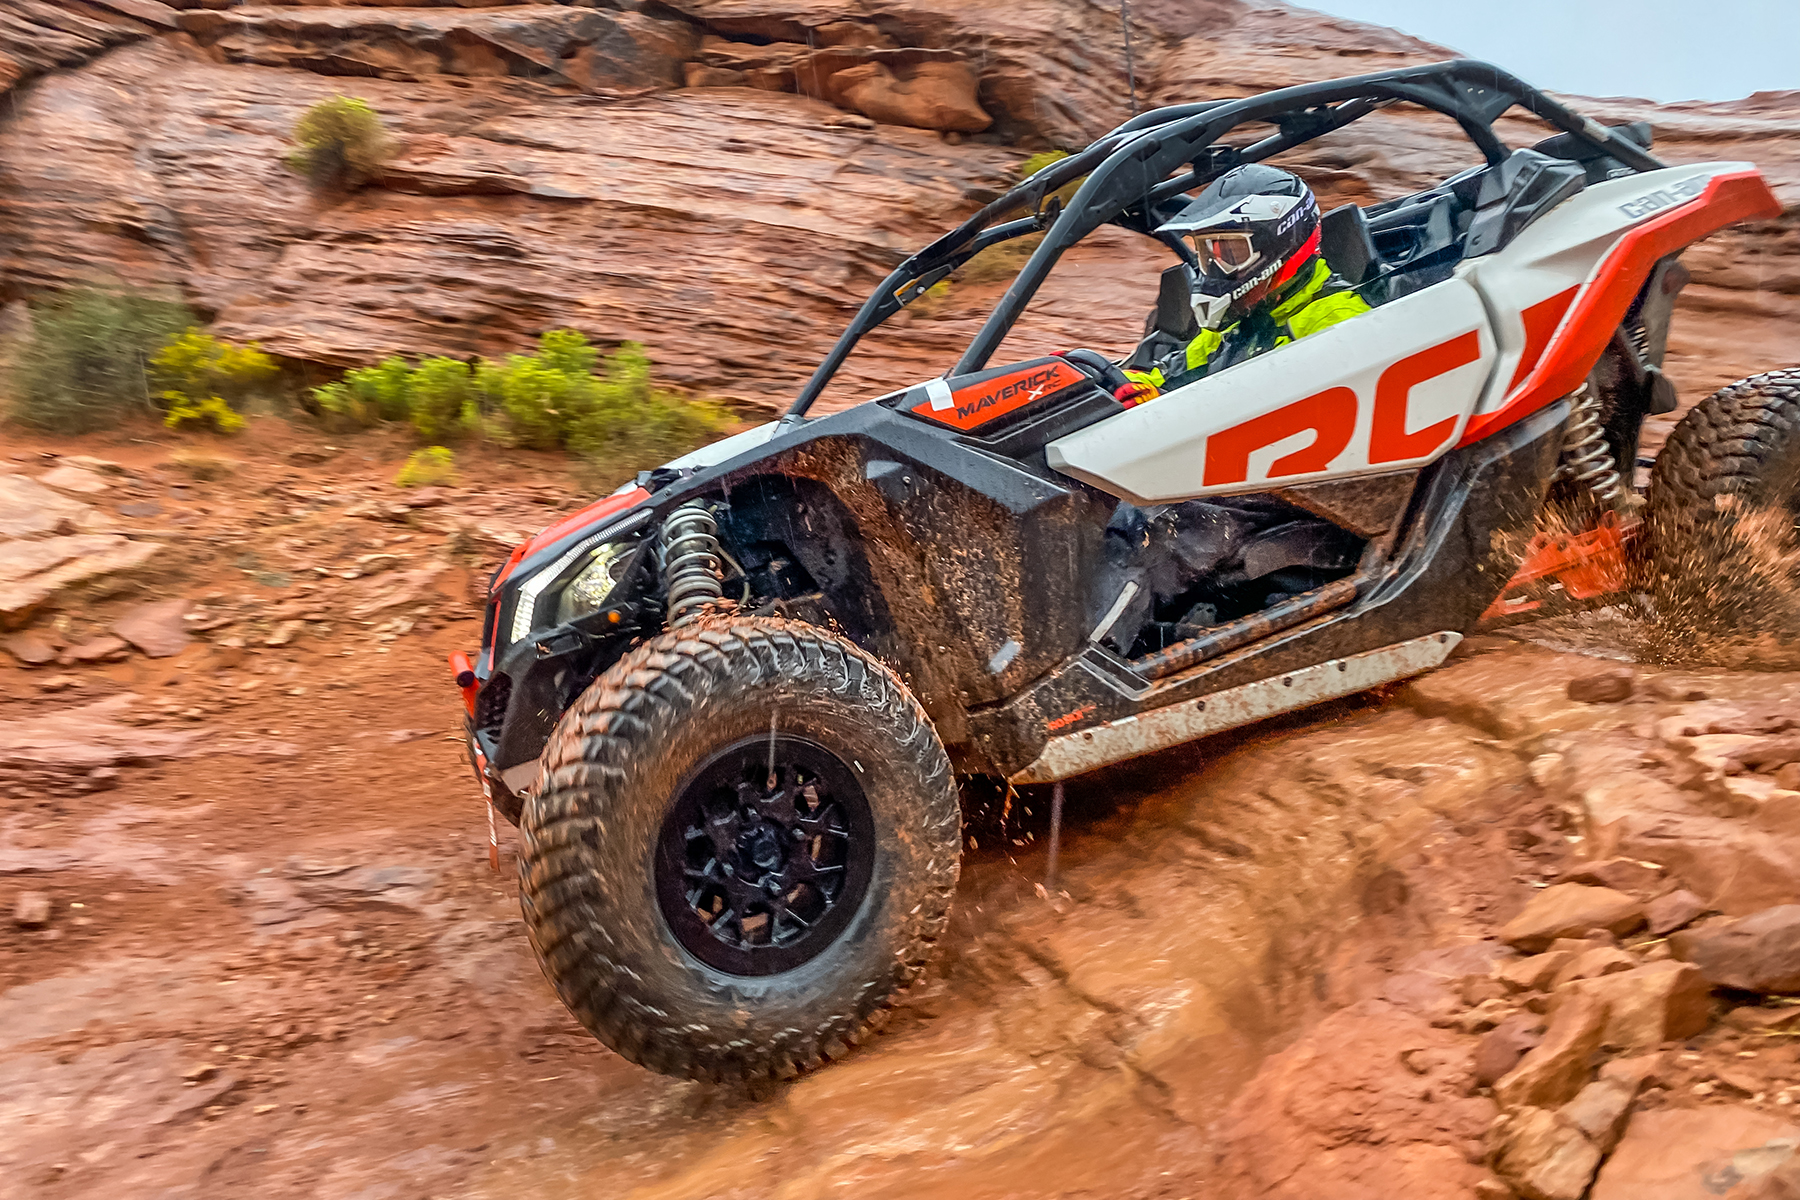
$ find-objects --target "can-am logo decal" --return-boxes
[1202,330,1483,486]
[1618,174,1707,220]
[913,360,1080,431]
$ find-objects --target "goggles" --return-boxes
[1188,231,1264,278]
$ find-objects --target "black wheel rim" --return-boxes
[655,734,876,976]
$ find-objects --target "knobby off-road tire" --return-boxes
[1646,368,1800,662]
[517,616,961,1082]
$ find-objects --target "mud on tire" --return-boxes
[517,616,961,1082]
[1646,368,1800,662]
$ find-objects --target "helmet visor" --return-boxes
[1190,231,1263,278]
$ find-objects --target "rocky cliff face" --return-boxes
[0,0,1795,413]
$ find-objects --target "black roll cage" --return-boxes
[782,58,1664,420]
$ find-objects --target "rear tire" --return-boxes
[517,617,961,1082]
[1645,369,1800,663]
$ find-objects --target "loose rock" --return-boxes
[112,599,192,658]
[1670,905,1800,993]
[13,891,51,928]
[1553,858,1664,895]
[1645,889,1708,937]
[2,630,56,666]
[1591,1107,1800,1200]
[1474,1014,1546,1087]
[1568,668,1634,704]
[1557,1077,1636,1155]
[1501,885,1647,952]
[1554,961,1713,1052]
[62,635,128,663]
[1493,990,1610,1110]
[1499,952,1577,993]
[1491,1107,1601,1200]
[1549,947,1638,989]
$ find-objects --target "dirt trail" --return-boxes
[3,424,1797,1200]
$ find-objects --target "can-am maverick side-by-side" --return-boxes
[450,60,1792,1081]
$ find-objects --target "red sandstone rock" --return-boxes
[1554,857,1665,895]
[1590,1108,1800,1200]
[1474,1014,1546,1088]
[2,630,56,666]
[1548,947,1638,990]
[1671,905,1800,993]
[1557,1077,1636,1155]
[1568,668,1634,704]
[112,599,192,659]
[1211,999,1496,1200]
[1493,990,1609,1110]
[1553,961,1713,1052]
[1501,885,1647,952]
[1645,889,1709,936]
[1491,1107,1601,1200]
[1498,952,1575,994]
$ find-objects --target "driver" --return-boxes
[1120,164,1371,401]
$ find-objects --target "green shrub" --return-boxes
[407,356,477,440]
[309,331,729,475]
[6,289,193,433]
[149,327,277,433]
[395,445,457,488]
[313,355,413,426]
[288,96,392,192]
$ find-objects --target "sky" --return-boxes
[1296,0,1798,102]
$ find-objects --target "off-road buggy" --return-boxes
[451,60,1793,1081]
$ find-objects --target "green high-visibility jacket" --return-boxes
[1127,257,1371,393]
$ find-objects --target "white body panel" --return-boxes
[1047,279,1495,503]
[1460,162,1748,417]
[1045,160,1755,505]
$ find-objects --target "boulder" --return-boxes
[1554,961,1713,1052]
[1501,885,1647,952]
[825,59,991,132]
[36,464,109,495]
[112,598,192,658]
[1568,668,1634,703]
[1591,1107,1800,1200]
[1493,990,1609,1110]
[1671,905,1800,993]
[1645,889,1708,936]
[1491,1107,1602,1200]
[1557,1077,1636,1155]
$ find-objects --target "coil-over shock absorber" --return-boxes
[660,502,724,626]
[1554,382,1624,506]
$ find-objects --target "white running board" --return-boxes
[1008,631,1462,784]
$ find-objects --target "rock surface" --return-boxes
[1555,961,1714,1052]
[1591,1108,1800,1200]
[1672,905,1800,993]
[111,598,191,658]
[1501,885,1648,952]
[1493,990,1609,1110]
[1492,1106,1601,1200]
[0,1,1796,417]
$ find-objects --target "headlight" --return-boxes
[555,541,632,625]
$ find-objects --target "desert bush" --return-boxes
[395,445,457,488]
[310,332,729,473]
[312,355,414,426]
[288,96,392,192]
[6,289,193,433]
[149,328,278,433]
[406,356,477,441]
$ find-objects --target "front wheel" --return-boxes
[518,617,961,1082]
[1646,368,1800,664]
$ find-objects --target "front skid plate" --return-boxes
[1009,631,1462,783]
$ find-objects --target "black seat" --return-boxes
[1126,264,1200,371]
[1319,203,1378,289]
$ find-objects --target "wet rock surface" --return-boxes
[1,2,1796,418]
[0,429,1796,1198]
